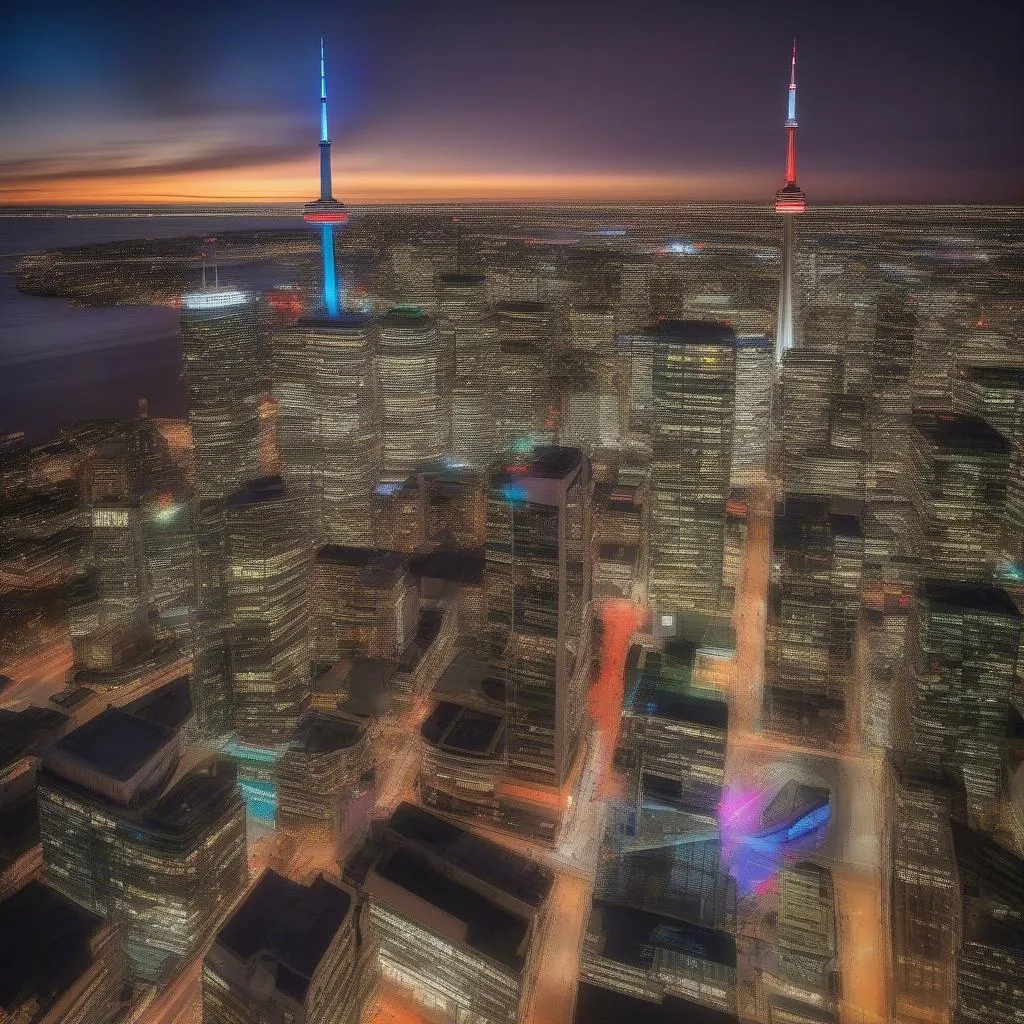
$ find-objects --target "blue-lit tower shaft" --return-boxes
[303,39,347,317]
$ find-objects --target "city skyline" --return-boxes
[2,0,1022,204]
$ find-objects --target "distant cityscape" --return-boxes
[0,34,1022,1024]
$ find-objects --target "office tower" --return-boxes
[486,447,592,814]
[89,502,149,617]
[439,274,497,466]
[346,801,554,1024]
[883,755,962,1024]
[731,335,773,485]
[950,823,1024,1024]
[0,881,127,1024]
[647,321,736,615]
[911,286,975,411]
[770,862,840,1016]
[422,464,487,547]
[276,710,373,845]
[494,301,557,447]
[36,708,248,980]
[180,289,261,501]
[869,291,917,474]
[312,546,417,669]
[779,350,842,475]
[907,413,1010,583]
[766,497,864,743]
[898,582,1019,806]
[593,478,644,598]
[203,870,372,1024]
[141,495,192,624]
[954,363,1024,555]
[302,40,348,317]
[774,40,807,361]
[377,305,445,478]
[274,314,378,544]
[225,477,312,745]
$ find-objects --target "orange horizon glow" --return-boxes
[0,158,782,205]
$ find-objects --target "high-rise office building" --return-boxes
[779,350,842,477]
[731,335,773,485]
[274,314,378,544]
[180,289,261,502]
[486,447,592,816]
[36,708,248,980]
[225,476,312,745]
[907,412,1010,583]
[494,301,557,447]
[766,496,864,743]
[346,801,553,1024]
[377,305,445,478]
[0,881,128,1024]
[204,869,372,1024]
[647,321,736,614]
[898,581,1019,805]
[438,273,497,466]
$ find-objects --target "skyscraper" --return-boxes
[485,446,592,829]
[225,476,312,745]
[302,40,348,317]
[377,305,445,478]
[647,321,737,615]
[774,40,807,362]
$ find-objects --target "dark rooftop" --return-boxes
[50,707,176,781]
[409,547,485,585]
[0,881,108,1017]
[0,705,67,770]
[229,475,289,508]
[421,701,504,756]
[913,412,1010,454]
[761,780,831,834]
[375,845,529,971]
[214,870,353,1003]
[124,675,193,730]
[388,801,553,907]
[574,983,739,1024]
[288,710,365,754]
[597,902,737,969]
[921,580,1021,618]
[645,319,736,346]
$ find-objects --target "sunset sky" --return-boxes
[1,0,1021,205]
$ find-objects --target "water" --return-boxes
[0,213,300,442]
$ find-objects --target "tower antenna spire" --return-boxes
[774,38,807,362]
[303,38,348,317]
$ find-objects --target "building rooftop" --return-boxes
[645,319,736,346]
[214,870,353,1003]
[421,701,504,757]
[921,580,1021,618]
[229,475,290,508]
[913,412,1010,454]
[387,801,553,907]
[124,675,193,730]
[48,707,176,782]
[0,705,67,771]
[288,710,365,754]
[760,780,830,835]
[574,984,739,1024]
[0,881,110,1019]
[596,902,736,969]
[409,547,485,585]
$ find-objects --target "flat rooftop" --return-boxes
[0,705,67,770]
[387,801,553,907]
[124,675,192,730]
[597,902,737,969]
[214,869,353,1003]
[574,983,739,1024]
[0,880,108,1018]
[432,649,504,704]
[409,547,485,585]
[375,845,529,971]
[913,412,1010,454]
[921,580,1020,618]
[48,707,175,782]
[645,319,736,346]
[229,475,289,508]
[421,701,504,757]
[288,710,365,754]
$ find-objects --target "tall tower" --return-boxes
[303,40,348,317]
[775,39,806,363]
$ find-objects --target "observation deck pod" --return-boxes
[775,184,806,214]
[303,197,349,225]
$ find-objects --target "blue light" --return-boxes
[787,88,796,122]
[238,778,278,825]
[502,483,527,504]
[321,224,340,316]
[785,801,831,842]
